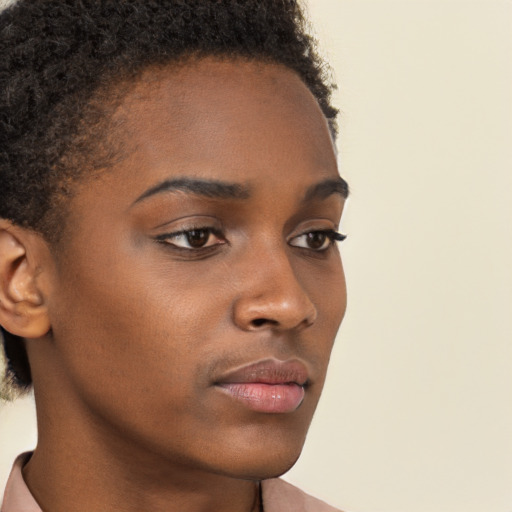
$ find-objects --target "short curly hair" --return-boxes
[0,0,338,395]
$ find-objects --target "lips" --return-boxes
[214,359,309,413]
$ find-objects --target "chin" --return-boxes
[218,450,303,481]
[247,451,303,481]
[210,425,308,481]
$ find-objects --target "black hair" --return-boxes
[0,0,338,395]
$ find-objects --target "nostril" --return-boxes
[251,318,267,327]
[250,318,277,328]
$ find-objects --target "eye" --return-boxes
[289,230,346,251]
[156,227,226,250]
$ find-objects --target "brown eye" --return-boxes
[305,232,328,250]
[186,229,209,248]
[157,227,225,250]
[289,230,345,251]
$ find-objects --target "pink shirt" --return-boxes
[1,453,343,512]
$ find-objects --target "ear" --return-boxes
[0,221,51,339]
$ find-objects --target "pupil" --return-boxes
[187,230,208,248]
[307,232,326,249]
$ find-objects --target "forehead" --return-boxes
[65,58,341,227]
[112,58,337,180]
[122,57,328,126]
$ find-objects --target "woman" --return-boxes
[0,1,348,511]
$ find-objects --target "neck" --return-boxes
[25,382,260,512]
[24,442,260,512]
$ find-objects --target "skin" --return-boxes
[0,59,347,512]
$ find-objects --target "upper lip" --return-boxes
[214,358,310,386]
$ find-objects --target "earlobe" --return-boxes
[0,223,51,339]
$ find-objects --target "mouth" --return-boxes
[214,359,309,414]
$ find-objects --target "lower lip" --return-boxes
[216,383,305,413]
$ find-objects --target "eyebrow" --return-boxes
[132,177,251,205]
[303,177,349,201]
[132,175,349,206]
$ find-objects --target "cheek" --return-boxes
[47,260,233,454]
[329,260,347,327]
[48,252,225,408]
[290,255,346,382]
[301,254,347,328]
[55,235,251,371]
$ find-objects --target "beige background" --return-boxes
[1,1,512,511]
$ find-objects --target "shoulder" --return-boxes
[1,452,41,512]
[261,478,345,512]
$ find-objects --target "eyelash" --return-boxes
[155,226,347,253]
[290,230,347,252]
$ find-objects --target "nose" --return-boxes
[232,248,318,332]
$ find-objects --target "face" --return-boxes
[42,59,347,479]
